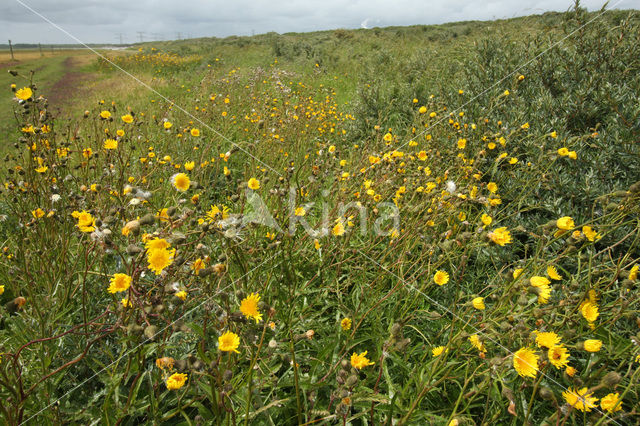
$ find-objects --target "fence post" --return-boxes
[8,39,15,60]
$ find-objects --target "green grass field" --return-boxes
[1,5,640,425]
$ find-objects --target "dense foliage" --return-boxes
[1,4,639,425]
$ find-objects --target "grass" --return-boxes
[1,5,639,425]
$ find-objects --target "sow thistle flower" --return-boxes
[472,297,485,310]
[171,173,190,192]
[247,178,260,190]
[239,292,263,323]
[556,216,575,231]
[340,317,352,331]
[546,265,562,280]
[583,339,602,353]
[433,270,449,286]
[166,372,188,390]
[121,114,134,124]
[562,387,598,412]
[104,138,118,150]
[72,210,96,233]
[432,346,445,357]
[580,301,599,324]
[535,331,560,349]
[350,351,374,369]
[513,347,538,378]
[15,87,33,100]
[600,392,622,413]
[548,345,570,369]
[488,227,512,246]
[468,334,486,353]
[218,330,240,353]
[108,273,132,293]
[147,246,176,275]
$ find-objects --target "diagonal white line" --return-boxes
[13,0,283,177]
[357,250,624,424]
[392,0,628,154]
[21,255,282,423]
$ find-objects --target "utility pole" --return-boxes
[8,39,14,60]
[136,31,145,43]
[116,33,124,45]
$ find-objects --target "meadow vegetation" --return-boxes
[1,4,640,425]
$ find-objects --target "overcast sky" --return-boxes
[0,0,635,45]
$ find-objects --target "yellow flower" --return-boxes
[175,290,187,301]
[513,347,538,378]
[156,208,169,222]
[73,210,95,232]
[121,298,132,308]
[556,216,575,230]
[530,276,550,288]
[481,213,492,226]
[32,208,45,219]
[581,225,598,241]
[166,372,188,390]
[545,266,561,281]
[0,285,4,295]
[163,121,172,129]
[294,207,306,217]
[332,220,345,236]
[486,182,498,193]
[239,292,263,323]
[432,346,445,357]
[350,351,374,369]
[108,273,131,293]
[548,345,570,369]
[580,301,599,323]
[468,334,486,352]
[568,151,577,160]
[550,130,557,138]
[104,138,118,150]
[191,258,205,274]
[629,265,639,281]
[583,339,602,353]
[171,173,190,191]
[433,270,449,286]
[247,178,260,190]
[565,366,577,377]
[99,110,111,119]
[562,387,598,412]
[536,284,552,304]
[457,138,466,149]
[600,393,622,413]
[121,114,133,123]
[328,145,336,153]
[15,87,33,100]
[418,106,427,114]
[145,237,171,251]
[535,331,560,349]
[488,227,512,246]
[82,147,93,159]
[472,297,485,310]
[147,248,175,275]
[513,268,523,279]
[184,161,195,171]
[156,357,175,370]
[340,318,352,331]
[218,330,240,353]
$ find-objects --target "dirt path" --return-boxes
[46,56,96,113]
